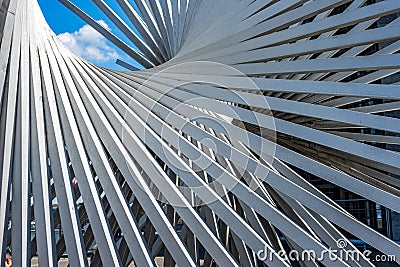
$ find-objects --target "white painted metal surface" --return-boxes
[0,0,399,266]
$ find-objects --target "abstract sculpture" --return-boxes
[0,0,400,266]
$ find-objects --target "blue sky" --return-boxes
[38,0,143,70]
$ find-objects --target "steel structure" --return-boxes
[0,0,400,266]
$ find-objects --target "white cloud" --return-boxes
[57,20,119,63]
